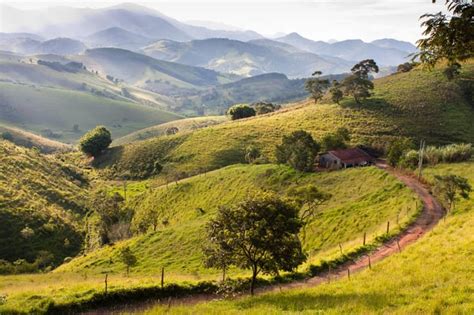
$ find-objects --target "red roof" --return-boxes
[328,148,373,164]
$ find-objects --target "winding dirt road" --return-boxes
[82,163,445,314]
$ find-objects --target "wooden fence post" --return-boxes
[363,232,366,246]
[339,243,343,255]
[347,268,351,280]
[104,273,108,294]
[161,267,165,289]
[386,221,390,234]
[368,255,372,269]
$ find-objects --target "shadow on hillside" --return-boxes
[209,147,246,168]
[235,292,389,312]
[339,97,396,114]
[93,146,124,168]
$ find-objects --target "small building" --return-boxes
[319,148,374,170]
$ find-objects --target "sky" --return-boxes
[1,0,448,43]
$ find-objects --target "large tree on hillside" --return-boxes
[342,59,379,105]
[203,194,306,295]
[417,1,473,68]
[305,71,330,104]
[227,104,256,120]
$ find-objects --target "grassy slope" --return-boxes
[57,164,418,277]
[0,140,88,264]
[0,82,182,143]
[153,162,474,314]
[97,62,474,179]
[112,116,228,146]
[0,124,72,153]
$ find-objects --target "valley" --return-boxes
[0,1,473,314]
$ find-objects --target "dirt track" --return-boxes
[82,163,445,314]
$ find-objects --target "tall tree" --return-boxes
[118,246,137,276]
[329,80,344,104]
[434,174,471,213]
[305,71,330,104]
[203,194,306,295]
[342,60,379,105]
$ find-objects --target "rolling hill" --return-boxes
[94,61,474,179]
[74,48,240,96]
[84,27,154,51]
[142,38,351,77]
[159,162,474,314]
[0,51,183,143]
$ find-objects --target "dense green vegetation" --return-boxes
[94,61,474,179]
[146,161,474,314]
[0,140,88,268]
[57,164,418,276]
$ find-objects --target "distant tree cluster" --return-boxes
[251,102,281,115]
[276,130,320,172]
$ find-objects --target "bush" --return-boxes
[252,102,280,115]
[0,131,13,142]
[79,126,112,157]
[227,104,256,120]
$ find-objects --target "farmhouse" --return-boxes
[319,148,374,169]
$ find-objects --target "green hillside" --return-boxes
[0,140,88,266]
[57,164,418,276]
[0,82,182,143]
[113,116,228,146]
[95,62,474,179]
[0,124,72,153]
[158,161,474,314]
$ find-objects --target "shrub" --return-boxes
[252,102,280,115]
[79,126,112,157]
[227,104,256,120]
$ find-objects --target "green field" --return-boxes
[96,62,474,179]
[112,116,228,146]
[148,161,474,314]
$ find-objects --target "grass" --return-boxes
[0,124,73,153]
[95,61,474,179]
[112,116,228,146]
[57,164,418,277]
[0,163,419,313]
[147,161,474,314]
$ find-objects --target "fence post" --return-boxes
[363,232,366,246]
[397,239,401,253]
[347,268,351,280]
[104,273,108,294]
[368,255,372,269]
[339,243,343,255]
[386,221,390,234]
[161,267,165,289]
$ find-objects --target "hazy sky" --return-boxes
[1,0,448,43]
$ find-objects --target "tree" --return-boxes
[275,130,320,172]
[286,184,331,242]
[387,139,413,167]
[244,145,261,164]
[397,62,415,73]
[227,104,256,120]
[434,174,471,213]
[118,246,137,276]
[321,127,351,152]
[350,59,379,79]
[203,194,306,295]
[252,102,280,115]
[79,126,112,157]
[329,80,344,104]
[305,71,330,104]
[416,1,473,68]
[342,59,379,105]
